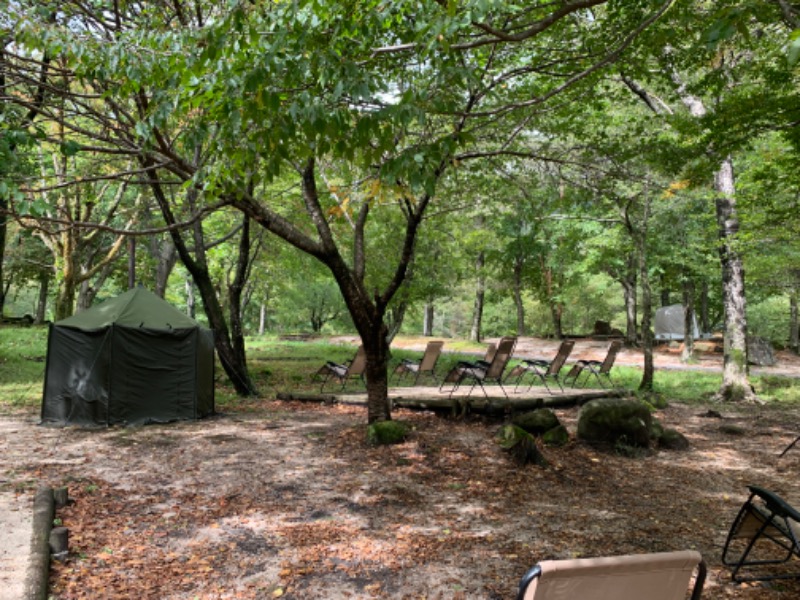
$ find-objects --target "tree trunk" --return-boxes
[700,279,710,335]
[637,196,654,391]
[153,238,177,298]
[127,236,136,289]
[34,271,49,324]
[470,251,485,342]
[622,254,638,346]
[681,277,695,363]
[714,156,755,402]
[361,321,391,423]
[660,283,670,307]
[0,194,6,317]
[549,301,564,340]
[790,289,799,354]
[259,303,266,335]
[512,255,526,336]
[228,215,250,377]
[423,302,434,336]
[186,277,196,318]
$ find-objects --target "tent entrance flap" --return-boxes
[42,325,111,426]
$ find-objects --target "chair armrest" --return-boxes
[748,486,800,523]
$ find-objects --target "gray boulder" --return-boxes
[748,336,776,367]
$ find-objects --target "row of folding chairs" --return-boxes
[313,338,623,394]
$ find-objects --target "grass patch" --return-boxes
[0,325,48,410]
[3,328,800,415]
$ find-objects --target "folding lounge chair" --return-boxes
[394,340,444,385]
[314,346,366,392]
[516,550,706,600]
[563,339,623,389]
[721,485,800,582]
[442,336,517,399]
[508,340,574,394]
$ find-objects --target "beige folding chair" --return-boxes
[517,550,706,600]
[315,346,366,391]
[394,340,444,385]
[508,340,575,393]
[563,339,623,389]
[442,336,517,399]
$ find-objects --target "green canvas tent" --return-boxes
[41,287,215,426]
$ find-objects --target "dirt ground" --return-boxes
[3,341,800,599]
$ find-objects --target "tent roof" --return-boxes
[56,287,202,330]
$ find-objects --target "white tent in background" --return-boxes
[655,304,701,341]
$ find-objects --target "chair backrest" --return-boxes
[483,343,498,364]
[518,550,705,600]
[348,346,367,376]
[546,340,574,375]
[485,336,517,379]
[419,341,444,371]
[599,340,623,374]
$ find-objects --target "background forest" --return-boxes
[1,1,800,417]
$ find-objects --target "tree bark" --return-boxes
[259,303,267,335]
[422,302,434,336]
[34,271,49,324]
[622,253,638,346]
[681,277,695,363]
[186,277,196,319]
[636,196,654,391]
[470,251,485,342]
[790,288,799,354]
[512,255,526,336]
[714,156,755,402]
[228,215,250,379]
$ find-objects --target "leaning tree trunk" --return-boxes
[148,170,257,396]
[714,157,755,402]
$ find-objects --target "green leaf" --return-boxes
[788,29,800,67]
[60,140,81,157]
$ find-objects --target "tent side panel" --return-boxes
[195,328,215,418]
[110,327,197,425]
[41,326,111,426]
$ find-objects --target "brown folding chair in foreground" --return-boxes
[394,340,444,385]
[516,550,706,600]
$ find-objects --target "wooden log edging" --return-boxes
[24,486,54,600]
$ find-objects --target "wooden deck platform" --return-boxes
[277,384,629,416]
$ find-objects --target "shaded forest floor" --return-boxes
[4,395,800,599]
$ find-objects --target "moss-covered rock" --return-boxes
[650,418,664,441]
[367,421,409,446]
[577,398,652,449]
[496,424,548,466]
[658,428,690,451]
[513,409,561,435]
[542,425,570,447]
